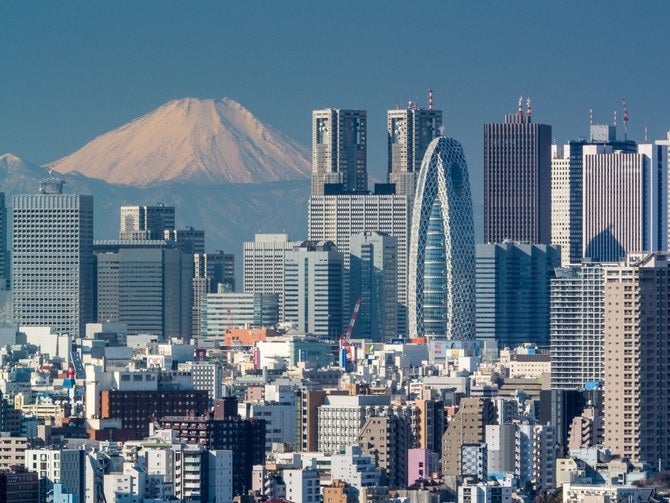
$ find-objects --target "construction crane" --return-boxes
[339,297,362,367]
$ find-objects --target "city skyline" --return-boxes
[2,2,669,229]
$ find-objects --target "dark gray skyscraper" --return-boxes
[484,100,552,244]
[311,109,367,196]
[387,106,442,197]
[12,177,94,337]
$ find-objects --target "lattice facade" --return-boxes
[408,137,475,340]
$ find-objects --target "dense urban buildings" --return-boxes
[484,103,552,244]
[408,136,475,340]
[12,177,94,338]
[311,108,367,196]
[475,242,560,349]
[3,98,670,503]
[387,105,442,196]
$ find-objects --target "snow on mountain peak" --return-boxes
[48,97,311,187]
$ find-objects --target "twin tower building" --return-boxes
[309,106,475,341]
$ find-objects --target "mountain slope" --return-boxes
[48,97,311,186]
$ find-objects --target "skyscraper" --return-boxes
[550,262,612,390]
[95,240,193,339]
[475,242,560,349]
[243,233,297,320]
[349,231,397,341]
[582,143,665,261]
[484,102,552,244]
[12,177,94,338]
[120,204,175,240]
[164,227,205,254]
[193,250,235,345]
[387,106,442,196]
[603,253,670,467]
[311,109,367,196]
[0,193,7,289]
[408,136,475,340]
[283,241,343,338]
[551,125,640,266]
[308,194,410,335]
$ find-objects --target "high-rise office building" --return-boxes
[311,109,367,196]
[582,144,666,261]
[349,231,397,341]
[120,204,175,240]
[0,193,7,289]
[243,233,297,320]
[484,104,552,244]
[387,106,442,196]
[551,125,642,266]
[475,242,560,349]
[550,262,613,390]
[551,141,586,266]
[193,251,235,344]
[308,194,410,336]
[12,178,94,338]
[95,240,193,339]
[164,227,205,254]
[603,253,670,467]
[283,241,343,339]
[408,136,475,340]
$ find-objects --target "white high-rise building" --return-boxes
[311,109,367,196]
[243,233,297,320]
[550,262,617,390]
[551,142,585,266]
[12,178,94,338]
[283,241,343,338]
[308,194,410,336]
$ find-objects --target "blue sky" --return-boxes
[1,1,669,217]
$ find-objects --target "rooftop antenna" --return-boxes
[644,124,648,143]
[526,97,532,118]
[622,97,629,140]
[428,88,433,111]
[589,108,593,126]
[517,96,523,116]
[613,109,617,128]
